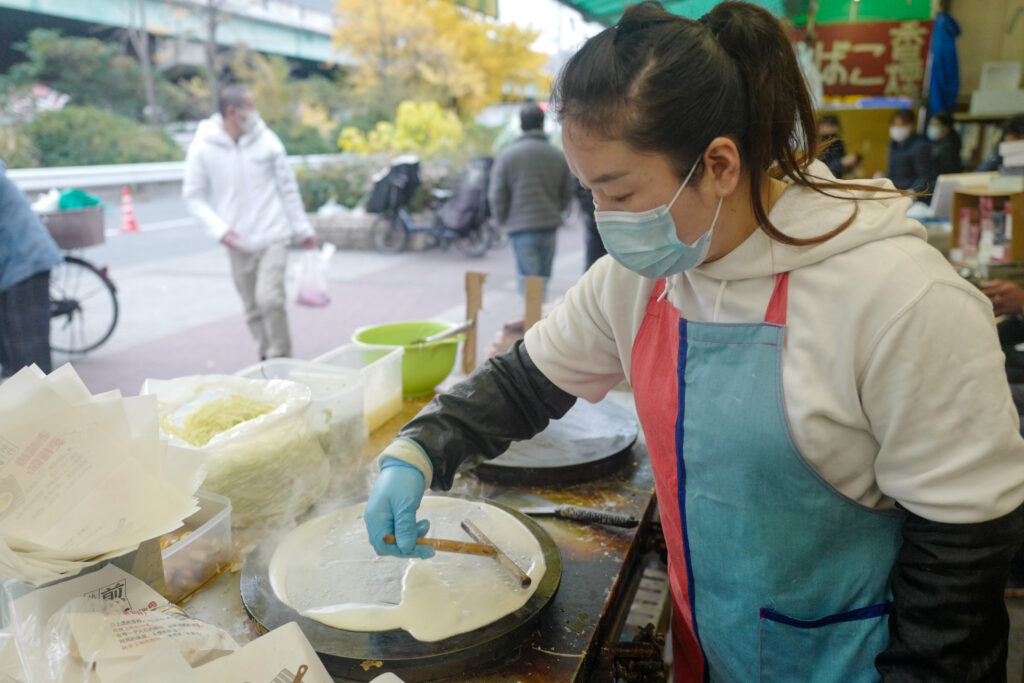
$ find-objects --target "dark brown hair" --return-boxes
[520,103,545,131]
[553,1,897,247]
[218,84,250,117]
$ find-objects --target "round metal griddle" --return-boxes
[240,500,561,681]
[471,398,639,486]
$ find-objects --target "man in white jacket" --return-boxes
[183,85,316,359]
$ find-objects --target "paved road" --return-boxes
[56,198,590,396]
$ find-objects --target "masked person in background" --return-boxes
[977,114,1024,172]
[183,85,316,360]
[816,114,859,179]
[362,2,1024,680]
[926,111,963,191]
[885,108,932,193]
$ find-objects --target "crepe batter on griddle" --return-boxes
[268,496,545,642]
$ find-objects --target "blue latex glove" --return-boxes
[364,459,434,559]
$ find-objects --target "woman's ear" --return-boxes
[703,136,742,197]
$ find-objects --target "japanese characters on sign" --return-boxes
[813,21,934,97]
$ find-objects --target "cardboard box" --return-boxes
[951,187,1024,263]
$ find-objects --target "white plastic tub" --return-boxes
[312,344,403,432]
[233,358,366,468]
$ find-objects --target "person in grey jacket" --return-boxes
[0,160,63,377]
[488,103,574,299]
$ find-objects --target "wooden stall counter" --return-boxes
[182,390,663,682]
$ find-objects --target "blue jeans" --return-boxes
[509,228,557,300]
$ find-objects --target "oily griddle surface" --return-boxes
[472,398,638,485]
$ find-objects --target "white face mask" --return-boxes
[594,153,724,278]
[926,125,944,141]
[889,125,911,143]
[240,110,262,135]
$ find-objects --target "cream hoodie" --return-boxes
[525,164,1024,524]
[182,114,313,253]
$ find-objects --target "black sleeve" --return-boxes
[396,340,578,490]
[911,139,933,193]
[819,138,846,178]
[876,502,1024,682]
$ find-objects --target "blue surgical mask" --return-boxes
[594,155,724,278]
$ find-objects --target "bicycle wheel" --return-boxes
[453,224,492,258]
[371,213,409,253]
[49,256,119,355]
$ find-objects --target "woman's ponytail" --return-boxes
[701,2,850,245]
[555,1,898,247]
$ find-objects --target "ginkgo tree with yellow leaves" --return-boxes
[338,101,465,155]
[333,0,550,118]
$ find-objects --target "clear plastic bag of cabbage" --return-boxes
[143,375,329,528]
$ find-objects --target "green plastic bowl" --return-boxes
[352,321,466,398]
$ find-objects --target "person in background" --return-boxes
[816,114,859,178]
[886,108,932,192]
[976,114,1024,172]
[183,84,316,361]
[487,103,575,300]
[0,160,63,378]
[574,176,606,271]
[361,2,1024,679]
[926,111,963,190]
[984,279,1024,384]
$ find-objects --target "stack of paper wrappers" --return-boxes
[0,364,205,585]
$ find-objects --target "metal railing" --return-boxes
[7,154,347,193]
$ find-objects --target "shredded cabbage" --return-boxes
[160,395,274,446]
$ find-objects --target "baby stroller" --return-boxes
[366,156,494,257]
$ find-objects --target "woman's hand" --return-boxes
[363,459,434,559]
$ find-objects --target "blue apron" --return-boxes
[630,273,904,681]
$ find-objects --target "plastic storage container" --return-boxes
[312,344,403,432]
[233,358,366,468]
[161,490,232,603]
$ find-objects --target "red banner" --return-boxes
[813,20,934,97]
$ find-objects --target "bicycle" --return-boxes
[367,156,493,257]
[38,207,120,355]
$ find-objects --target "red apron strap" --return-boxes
[763,272,789,325]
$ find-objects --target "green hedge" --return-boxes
[295,155,385,211]
[25,106,183,167]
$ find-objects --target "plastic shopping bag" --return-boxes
[296,249,329,307]
[142,375,329,528]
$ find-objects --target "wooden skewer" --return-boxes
[383,533,496,557]
[461,519,532,588]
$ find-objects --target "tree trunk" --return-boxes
[127,0,161,123]
[206,0,221,114]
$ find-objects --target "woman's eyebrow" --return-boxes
[590,170,629,185]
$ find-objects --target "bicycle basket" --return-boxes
[38,206,106,249]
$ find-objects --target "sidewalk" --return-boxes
[58,220,589,396]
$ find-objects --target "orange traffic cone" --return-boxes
[119,185,140,234]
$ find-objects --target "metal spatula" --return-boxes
[409,319,475,345]
[492,490,639,528]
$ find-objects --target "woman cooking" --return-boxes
[362,2,1024,679]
